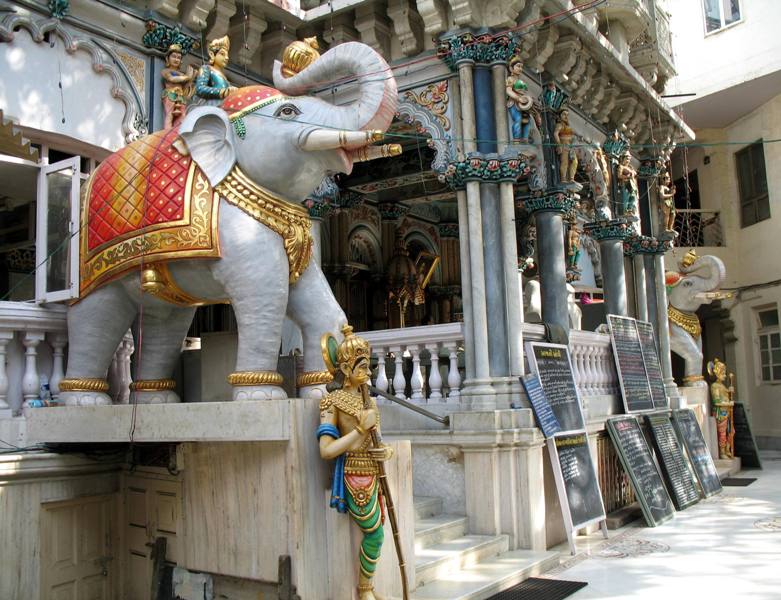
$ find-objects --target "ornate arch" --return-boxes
[348,225,382,274]
[0,10,147,142]
[396,81,452,173]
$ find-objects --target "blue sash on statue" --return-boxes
[316,423,347,513]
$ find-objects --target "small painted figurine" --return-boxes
[567,220,581,270]
[193,36,237,105]
[506,56,533,143]
[659,170,677,232]
[617,152,639,216]
[708,358,735,459]
[317,325,394,600]
[160,44,195,129]
[553,109,578,183]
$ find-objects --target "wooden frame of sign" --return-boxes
[634,320,669,410]
[671,409,723,498]
[607,415,675,527]
[607,315,655,413]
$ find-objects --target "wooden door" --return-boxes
[40,494,116,600]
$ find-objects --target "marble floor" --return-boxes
[547,451,781,599]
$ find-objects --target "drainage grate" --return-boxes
[486,577,587,600]
[722,478,757,486]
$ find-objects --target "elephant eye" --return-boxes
[274,103,301,119]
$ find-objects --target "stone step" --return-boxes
[414,534,510,588]
[413,496,444,520]
[407,550,560,600]
[414,514,468,552]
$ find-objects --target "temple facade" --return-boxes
[0,1,704,598]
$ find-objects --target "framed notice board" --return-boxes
[520,373,561,438]
[607,416,675,527]
[548,432,608,554]
[671,409,722,497]
[607,315,654,413]
[733,402,763,469]
[525,342,586,432]
[635,320,668,410]
[644,412,701,510]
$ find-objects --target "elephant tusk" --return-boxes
[300,129,384,151]
[349,144,402,163]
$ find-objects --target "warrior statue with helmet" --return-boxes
[317,325,405,600]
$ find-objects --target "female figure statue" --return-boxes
[193,36,237,105]
[506,56,533,143]
[317,325,395,600]
[160,44,195,129]
[708,358,735,459]
[553,109,578,183]
[659,170,677,232]
[567,220,581,270]
[616,152,639,216]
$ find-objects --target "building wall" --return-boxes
[668,0,781,99]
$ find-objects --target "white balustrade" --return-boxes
[360,323,464,404]
[569,329,619,400]
[0,301,136,415]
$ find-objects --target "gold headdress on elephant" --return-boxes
[680,248,698,269]
[281,37,321,77]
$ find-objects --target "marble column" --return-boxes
[644,253,658,335]
[456,190,476,382]
[654,251,680,402]
[585,220,631,317]
[458,61,494,405]
[492,62,524,382]
[536,210,570,332]
[633,254,648,321]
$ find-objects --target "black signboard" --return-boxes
[671,409,722,497]
[733,402,763,469]
[520,373,562,438]
[635,321,668,410]
[525,342,585,432]
[548,432,607,552]
[607,416,675,527]
[607,315,654,413]
[645,412,701,510]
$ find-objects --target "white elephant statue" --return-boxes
[521,278,582,330]
[59,41,398,405]
[667,253,727,387]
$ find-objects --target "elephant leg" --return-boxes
[210,203,290,401]
[287,261,348,400]
[130,303,196,404]
[670,325,706,387]
[61,281,137,406]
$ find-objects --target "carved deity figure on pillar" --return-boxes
[193,36,237,105]
[506,56,534,143]
[659,170,677,232]
[708,357,735,459]
[616,152,639,216]
[317,325,395,600]
[160,44,195,129]
[553,109,578,183]
[566,218,582,282]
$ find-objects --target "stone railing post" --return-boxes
[48,333,67,401]
[425,343,443,402]
[21,332,45,407]
[0,331,12,411]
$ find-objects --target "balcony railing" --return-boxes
[674,209,724,247]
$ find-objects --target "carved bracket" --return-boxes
[442,154,533,189]
[437,30,521,70]
[142,19,200,54]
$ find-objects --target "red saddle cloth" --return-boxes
[80,127,220,296]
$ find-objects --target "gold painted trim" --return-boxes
[130,379,176,391]
[58,378,110,392]
[227,94,286,121]
[140,263,227,307]
[668,305,701,339]
[683,374,705,383]
[215,166,312,284]
[80,163,221,297]
[297,370,334,387]
[227,371,284,386]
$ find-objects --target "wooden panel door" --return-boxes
[41,494,116,600]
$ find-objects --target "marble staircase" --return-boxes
[408,496,559,600]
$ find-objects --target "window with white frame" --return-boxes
[757,307,781,383]
[703,0,741,34]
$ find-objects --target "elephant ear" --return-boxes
[178,107,236,186]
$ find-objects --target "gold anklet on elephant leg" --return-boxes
[130,379,177,391]
[296,370,333,387]
[227,371,284,386]
[58,378,110,392]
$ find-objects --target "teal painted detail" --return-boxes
[584,219,633,242]
[443,155,532,189]
[623,233,672,256]
[638,157,665,179]
[542,82,568,111]
[520,190,578,215]
[603,130,631,160]
[232,117,246,140]
[142,20,200,54]
[48,0,69,19]
[437,31,521,70]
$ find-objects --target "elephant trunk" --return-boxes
[684,255,726,294]
[272,42,398,132]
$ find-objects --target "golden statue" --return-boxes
[160,44,195,129]
[281,36,321,77]
[708,358,735,459]
[317,325,407,600]
[553,109,578,183]
[659,170,677,232]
